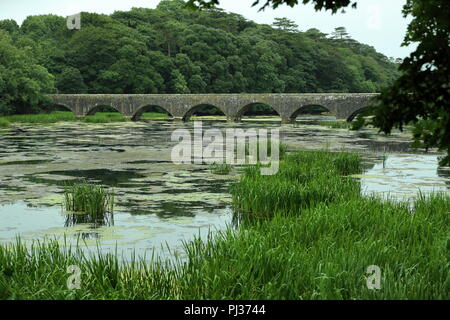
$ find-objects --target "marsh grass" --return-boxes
[240,139,288,162]
[3,111,76,123]
[63,182,114,227]
[0,192,448,300]
[1,151,448,300]
[0,112,129,124]
[231,150,363,219]
[208,163,233,175]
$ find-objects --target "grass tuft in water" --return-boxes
[63,181,115,226]
[208,163,233,175]
[231,150,363,219]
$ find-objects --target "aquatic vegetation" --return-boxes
[0,118,10,128]
[63,182,114,218]
[208,163,233,175]
[240,140,288,161]
[231,150,362,219]
[319,121,351,129]
[1,150,447,300]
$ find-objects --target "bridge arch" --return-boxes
[132,105,173,121]
[236,102,281,121]
[183,104,227,122]
[346,106,371,122]
[289,104,334,121]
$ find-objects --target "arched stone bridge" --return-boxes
[49,93,378,123]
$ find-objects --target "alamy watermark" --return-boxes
[171,122,280,175]
[67,13,81,30]
[366,265,381,290]
[67,265,81,290]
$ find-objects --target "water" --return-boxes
[0,118,448,260]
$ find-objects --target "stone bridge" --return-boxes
[49,93,378,123]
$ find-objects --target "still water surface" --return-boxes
[0,119,448,260]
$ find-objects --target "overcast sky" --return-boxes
[0,0,414,59]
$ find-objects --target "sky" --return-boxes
[0,0,415,59]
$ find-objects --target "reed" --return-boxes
[0,192,448,300]
[1,151,448,300]
[63,182,114,227]
[231,150,362,219]
[3,111,76,123]
[208,163,233,175]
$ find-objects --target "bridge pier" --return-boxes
[281,117,293,124]
[227,116,241,123]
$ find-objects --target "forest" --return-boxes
[0,0,400,115]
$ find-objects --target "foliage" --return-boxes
[370,0,450,165]
[186,0,450,164]
[0,1,399,116]
[0,30,55,115]
[186,0,356,12]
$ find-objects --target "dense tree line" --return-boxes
[0,0,399,115]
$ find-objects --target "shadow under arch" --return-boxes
[346,106,371,122]
[132,105,173,121]
[183,104,226,122]
[86,105,122,116]
[289,104,334,121]
[237,103,281,121]
[53,104,76,115]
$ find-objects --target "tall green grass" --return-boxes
[0,118,10,128]
[239,140,288,162]
[0,112,128,124]
[231,151,362,219]
[64,181,114,214]
[0,192,448,299]
[208,163,233,175]
[1,151,448,300]
[3,112,76,124]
